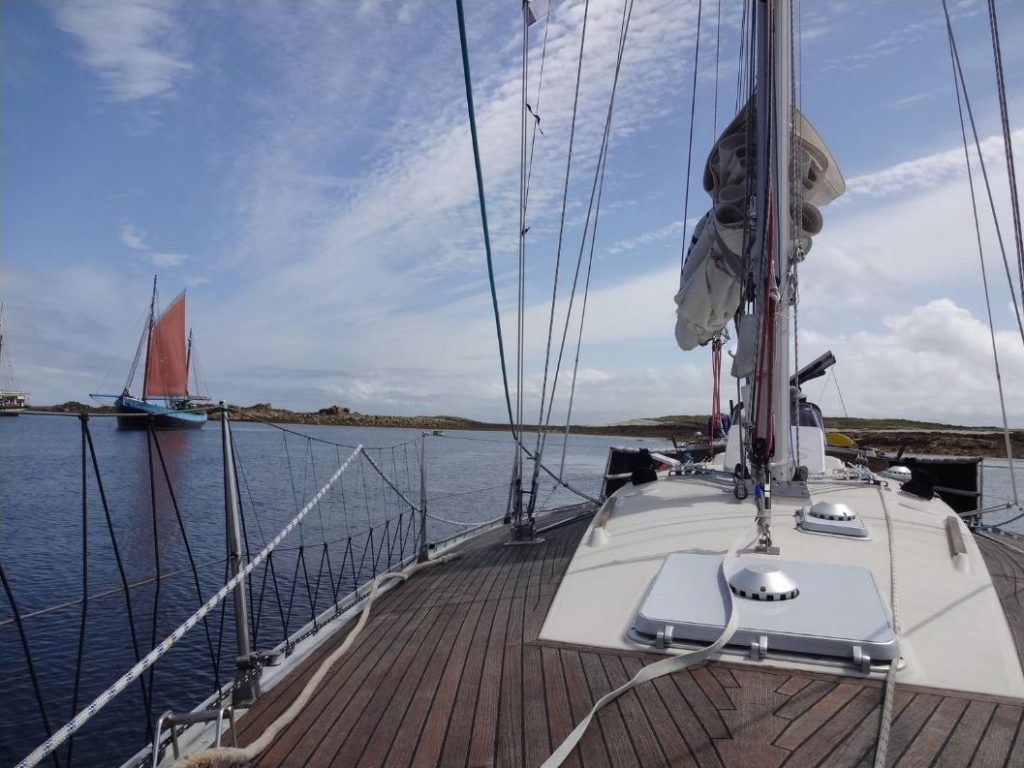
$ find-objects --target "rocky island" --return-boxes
[32,401,1024,458]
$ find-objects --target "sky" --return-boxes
[2,0,1023,427]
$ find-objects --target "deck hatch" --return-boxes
[632,553,898,662]
[797,501,870,538]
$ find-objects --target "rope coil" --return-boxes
[165,554,457,768]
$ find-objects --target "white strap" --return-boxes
[541,525,755,768]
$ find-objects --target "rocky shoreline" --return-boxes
[32,401,1024,458]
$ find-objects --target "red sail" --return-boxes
[143,292,188,398]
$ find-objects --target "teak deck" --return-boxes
[232,511,1024,768]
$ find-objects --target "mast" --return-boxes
[140,275,158,402]
[185,327,193,398]
[746,0,794,553]
[771,0,794,480]
[751,0,771,455]
[750,0,794,479]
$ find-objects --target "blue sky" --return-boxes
[2,0,1023,426]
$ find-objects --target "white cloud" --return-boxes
[0,264,146,401]
[150,251,188,268]
[54,0,191,102]
[844,129,1024,200]
[801,298,1024,426]
[12,1,1024,429]
[120,222,188,269]
[119,222,147,250]
[607,219,688,256]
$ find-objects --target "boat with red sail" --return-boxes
[96,276,208,430]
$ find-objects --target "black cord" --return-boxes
[84,419,151,734]
[0,564,60,768]
[67,416,90,766]
[151,422,221,690]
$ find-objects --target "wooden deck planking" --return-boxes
[540,646,580,768]
[227,511,1024,768]
[416,542,519,768]
[269,554,473,766]
[784,686,881,767]
[893,696,967,767]
[977,534,1024,674]
[931,699,995,768]
[713,668,789,768]
[561,649,612,768]
[818,689,914,768]
[437,544,521,767]
[579,650,639,768]
[522,540,559,768]
[774,682,863,751]
[620,655,698,768]
[650,671,724,768]
[971,703,1022,767]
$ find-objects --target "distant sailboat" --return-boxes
[96,277,208,430]
[0,302,29,416]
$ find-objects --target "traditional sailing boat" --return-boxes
[98,277,208,430]
[0,302,29,416]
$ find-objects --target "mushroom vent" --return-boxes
[808,501,857,522]
[728,562,800,601]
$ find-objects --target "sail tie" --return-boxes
[710,339,723,454]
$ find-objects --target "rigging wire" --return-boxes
[678,0,705,281]
[517,1,530,449]
[559,126,613,477]
[712,0,722,136]
[735,0,752,115]
[943,2,1019,506]
[532,0,591,470]
[523,0,555,209]
[941,1,1024,351]
[536,0,635,489]
[790,0,803,476]
[986,0,1024,311]
[454,0,517,437]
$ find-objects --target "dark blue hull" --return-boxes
[115,396,207,430]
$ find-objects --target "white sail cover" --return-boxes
[674,102,845,351]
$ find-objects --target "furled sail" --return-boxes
[674,100,845,350]
[143,291,188,399]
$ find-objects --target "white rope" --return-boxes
[15,446,364,768]
[426,512,504,527]
[540,524,756,768]
[168,552,458,768]
[873,486,902,768]
[360,449,422,512]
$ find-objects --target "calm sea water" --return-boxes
[0,414,635,768]
[2,414,1022,767]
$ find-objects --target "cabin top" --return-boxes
[539,472,1024,699]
